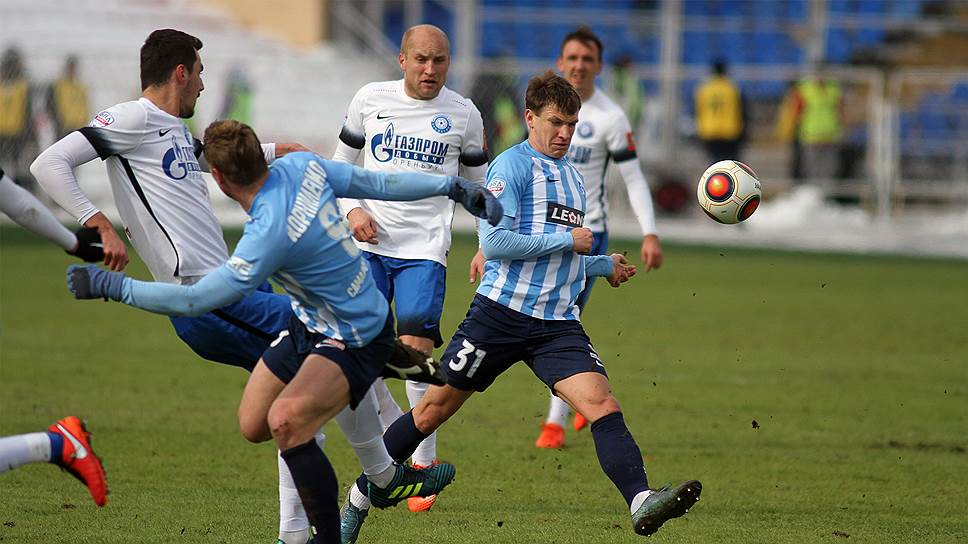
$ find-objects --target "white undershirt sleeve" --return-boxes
[616,158,658,236]
[30,131,102,225]
[333,141,365,217]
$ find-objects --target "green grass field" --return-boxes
[1,226,966,543]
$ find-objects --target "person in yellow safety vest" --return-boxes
[48,55,90,139]
[695,59,746,164]
[791,74,844,181]
[0,47,36,188]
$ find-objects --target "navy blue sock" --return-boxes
[281,439,339,543]
[590,411,650,506]
[46,432,63,463]
[355,411,429,496]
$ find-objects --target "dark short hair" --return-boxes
[560,26,603,62]
[525,70,581,116]
[203,120,267,186]
[140,29,202,91]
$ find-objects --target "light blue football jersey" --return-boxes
[477,141,589,320]
[216,152,388,346]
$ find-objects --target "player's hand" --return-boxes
[468,248,485,283]
[84,214,128,271]
[571,227,594,254]
[641,234,663,272]
[606,253,637,287]
[66,227,105,263]
[274,142,311,157]
[346,207,379,244]
[448,177,503,226]
[67,264,126,301]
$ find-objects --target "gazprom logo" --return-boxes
[162,142,201,180]
[369,122,450,166]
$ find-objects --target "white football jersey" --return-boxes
[333,79,488,265]
[79,98,227,283]
[566,88,640,233]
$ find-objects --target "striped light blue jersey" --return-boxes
[217,153,388,346]
[477,141,589,320]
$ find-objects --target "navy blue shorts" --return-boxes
[441,294,607,392]
[365,252,446,347]
[169,283,293,372]
[261,313,395,409]
[575,230,609,310]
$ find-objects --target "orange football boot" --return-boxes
[535,422,565,449]
[48,416,108,506]
[573,412,588,432]
[406,460,440,512]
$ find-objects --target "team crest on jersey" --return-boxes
[577,122,593,138]
[370,123,449,168]
[486,177,506,197]
[431,114,452,134]
[91,111,115,127]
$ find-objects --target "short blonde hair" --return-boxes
[202,120,267,186]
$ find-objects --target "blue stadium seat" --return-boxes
[857,0,885,14]
[683,0,713,16]
[855,28,885,47]
[784,0,809,21]
[950,82,968,102]
[825,28,852,63]
[481,21,510,58]
[681,31,710,65]
[827,0,851,14]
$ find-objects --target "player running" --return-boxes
[66,119,502,543]
[333,24,488,513]
[31,28,326,544]
[343,72,700,541]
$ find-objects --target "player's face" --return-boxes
[526,105,578,159]
[400,32,450,100]
[179,51,205,118]
[557,39,602,96]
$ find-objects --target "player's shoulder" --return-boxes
[589,89,627,120]
[353,80,401,101]
[489,143,533,177]
[437,86,480,113]
[89,99,148,130]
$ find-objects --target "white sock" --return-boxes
[276,433,324,535]
[546,394,570,427]
[334,388,394,484]
[630,490,654,514]
[406,380,437,467]
[373,378,404,431]
[349,480,371,510]
[0,433,52,473]
[277,529,310,544]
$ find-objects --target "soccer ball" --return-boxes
[697,160,761,224]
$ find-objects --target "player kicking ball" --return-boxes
[343,72,700,541]
[66,120,502,542]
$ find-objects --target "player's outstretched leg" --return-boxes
[48,416,109,506]
[631,480,703,536]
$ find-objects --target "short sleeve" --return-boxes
[459,103,489,169]
[337,86,368,150]
[605,110,637,163]
[484,156,522,219]
[77,101,147,159]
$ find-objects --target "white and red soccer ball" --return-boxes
[697,160,761,224]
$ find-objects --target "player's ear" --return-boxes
[398,51,406,70]
[524,109,535,130]
[556,56,565,72]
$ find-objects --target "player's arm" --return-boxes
[584,253,636,287]
[324,160,501,224]
[331,87,374,241]
[0,169,103,262]
[608,112,662,271]
[67,218,281,315]
[461,104,490,282]
[30,131,129,270]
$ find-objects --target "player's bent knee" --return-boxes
[267,399,310,448]
[238,411,271,443]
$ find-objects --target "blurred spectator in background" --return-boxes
[469,54,523,155]
[0,46,36,188]
[609,54,643,132]
[218,66,253,123]
[775,79,803,181]
[791,71,844,181]
[47,55,90,139]
[694,59,746,164]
